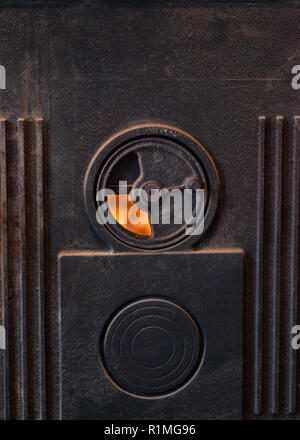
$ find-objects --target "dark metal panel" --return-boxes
[0,0,299,420]
[59,251,244,420]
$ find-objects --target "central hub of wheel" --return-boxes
[141,181,162,202]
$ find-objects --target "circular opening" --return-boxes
[84,125,219,250]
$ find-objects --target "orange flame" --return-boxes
[107,194,152,236]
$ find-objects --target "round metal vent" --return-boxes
[84,124,219,250]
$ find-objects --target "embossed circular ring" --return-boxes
[100,298,205,399]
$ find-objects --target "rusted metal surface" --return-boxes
[0,0,299,420]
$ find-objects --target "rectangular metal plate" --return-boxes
[59,250,244,420]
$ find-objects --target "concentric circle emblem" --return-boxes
[100,298,205,398]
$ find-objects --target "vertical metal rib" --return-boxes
[297,121,300,415]
[26,119,45,419]
[0,119,8,419]
[35,119,45,419]
[262,116,283,414]
[288,117,300,414]
[278,117,299,414]
[8,119,27,419]
[253,116,265,414]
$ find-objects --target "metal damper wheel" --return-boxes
[84,125,219,250]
